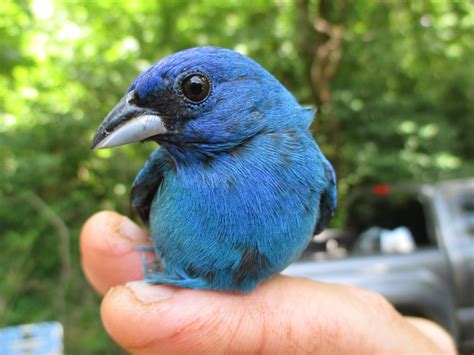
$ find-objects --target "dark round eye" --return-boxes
[181,74,210,103]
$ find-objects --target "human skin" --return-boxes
[80,211,456,354]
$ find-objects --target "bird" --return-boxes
[91,46,337,292]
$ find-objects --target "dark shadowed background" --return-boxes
[1,0,473,352]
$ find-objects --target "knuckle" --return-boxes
[354,287,397,320]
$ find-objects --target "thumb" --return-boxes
[100,276,447,354]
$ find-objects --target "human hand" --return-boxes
[81,211,455,354]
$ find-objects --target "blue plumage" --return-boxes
[92,46,337,292]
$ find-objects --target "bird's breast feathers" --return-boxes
[149,130,325,271]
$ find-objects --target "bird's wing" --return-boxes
[130,148,167,226]
[314,159,337,235]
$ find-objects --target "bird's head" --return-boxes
[91,46,304,154]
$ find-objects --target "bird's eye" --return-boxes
[181,74,210,103]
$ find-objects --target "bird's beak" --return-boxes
[91,90,167,150]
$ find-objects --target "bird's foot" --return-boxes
[140,254,163,278]
[144,270,210,289]
[134,245,156,253]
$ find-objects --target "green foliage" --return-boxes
[332,0,474,195]
[0,0,473,352]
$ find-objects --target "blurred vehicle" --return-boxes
[286,178,474,352]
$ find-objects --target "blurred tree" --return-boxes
[0,0,473,352]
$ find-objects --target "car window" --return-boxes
[459,193,474,236]
[347,191,431,247]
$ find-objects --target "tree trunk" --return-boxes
[296,0,344,177]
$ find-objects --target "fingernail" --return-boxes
[119,217,148,242]
[126,281,178,304]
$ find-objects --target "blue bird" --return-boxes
[91,46,337,292]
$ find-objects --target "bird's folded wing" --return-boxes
[131,148,167,226]
[314,159,337,235]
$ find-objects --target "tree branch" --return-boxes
[28,192,71,325]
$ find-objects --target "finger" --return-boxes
[101,276,322,354]
[80,211,154,294]
[406,317,456,353]
[100,275,448,354]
